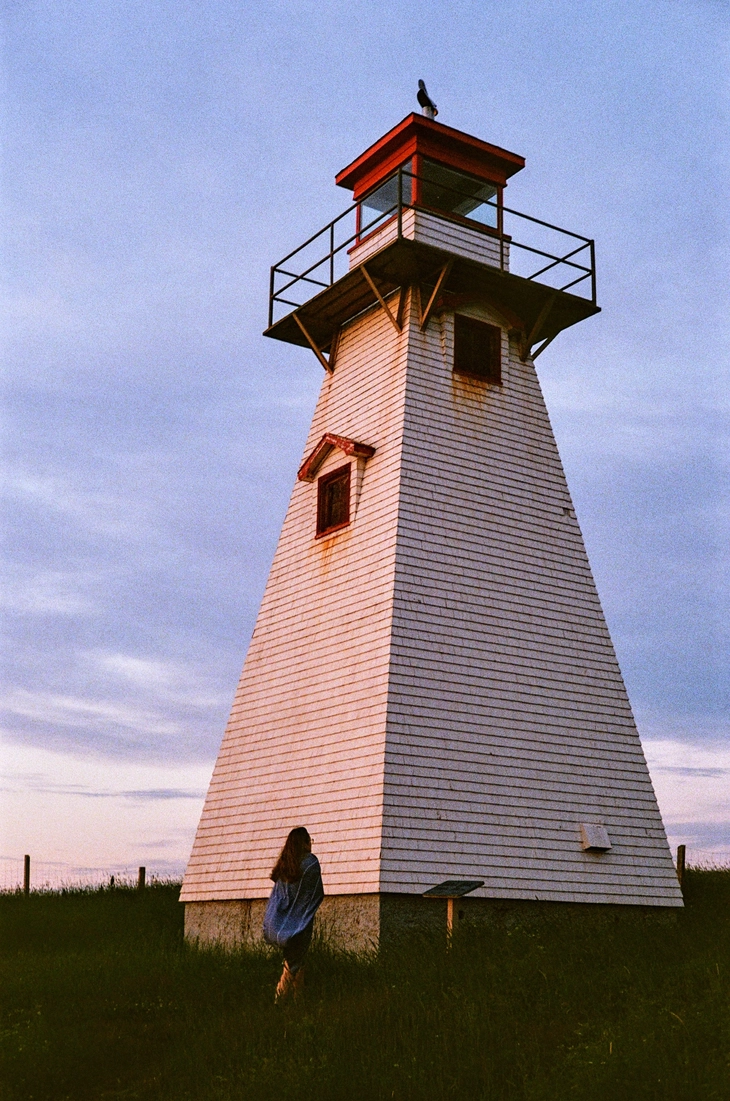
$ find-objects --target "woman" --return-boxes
[263,826,324,1001]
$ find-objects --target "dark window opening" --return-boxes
[419,158,499,228]
[317,464,351,536]
[453,315,502,383]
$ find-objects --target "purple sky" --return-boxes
[2,0,728,885]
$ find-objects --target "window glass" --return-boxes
[453,315,502,383]
[419,159,498,228]
[317,464,351,535]
[358,161,413,238]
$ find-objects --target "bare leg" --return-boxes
[275,962,294,1002]
[275,962,305,1002]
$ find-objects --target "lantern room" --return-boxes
[335,113,525,242]
[265,113,599,369]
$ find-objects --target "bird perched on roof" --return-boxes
[417,80,438,120]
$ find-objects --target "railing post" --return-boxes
[397,168,403,239]
[23,854,30,897]
[268,266,275,329]
[330,223,335,285]
[590,240,596,305]
[498,192,505,272]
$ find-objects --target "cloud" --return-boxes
[1,467,146,542]
[0,566,99,616]
[1,687,184,738]
[644,738,730,863]
[89,651,222,709]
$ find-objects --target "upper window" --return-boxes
[419,159,498,229]
[316,464,351,536]
[358,160,413,240]
[453,315,502,384]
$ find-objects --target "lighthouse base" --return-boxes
[183,893,677,954]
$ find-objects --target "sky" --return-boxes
[1,0,728,888]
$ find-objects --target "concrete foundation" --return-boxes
[184,893,677,953]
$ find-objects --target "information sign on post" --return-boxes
[423,879,484,941]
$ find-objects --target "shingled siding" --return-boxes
[348,208,508,271]
[183,223,680,909]
[381,295,682,906]
[180,303,408,902]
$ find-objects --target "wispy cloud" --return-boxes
[644,738,730,862]
[1,687,184,737]
[1,468,147,542]
[0,565,99,616]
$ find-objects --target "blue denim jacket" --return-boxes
[262,852,324,947]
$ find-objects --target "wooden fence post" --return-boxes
[137,866,146,891]
[23,855,30,897]
[676,844,686,890]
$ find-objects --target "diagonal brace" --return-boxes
[530,332,559,359]
[360,264,402,334]
[521,291,557,361]
[293,313,333,373]
[420,260,453,331]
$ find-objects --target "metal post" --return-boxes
[137,866,146,891]
[23,854,30,897]
[268,266,275,329]
[590,240,596,305]
[676,844,686,890]
[498,190,505,272]
[329,223,334,285]
[397,168,403,239]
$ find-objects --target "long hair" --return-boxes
[270,826,311,883]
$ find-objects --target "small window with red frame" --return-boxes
[316,464,351,536]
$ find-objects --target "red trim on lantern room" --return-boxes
[335,114,525,200]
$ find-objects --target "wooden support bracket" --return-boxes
[420,260,454,331]
[531,332,559,360]
[521,292,557,362]
[360,264,402,334]
[396,285,407,330]
[293,313,334,373]
[328,327,342,372]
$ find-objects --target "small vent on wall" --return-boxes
[580,823,611,852]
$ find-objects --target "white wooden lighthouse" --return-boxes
[181,110,682,948]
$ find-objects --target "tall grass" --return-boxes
[1,870,728,1100]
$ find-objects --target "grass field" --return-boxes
[1,870,728,1100]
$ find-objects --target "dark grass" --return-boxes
[1,871,729,1100]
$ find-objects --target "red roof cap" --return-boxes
[335,114,525,200]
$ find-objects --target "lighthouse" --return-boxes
[181,108,683,949]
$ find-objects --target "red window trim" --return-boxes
[316,463,351,538]
[298,433,375,483]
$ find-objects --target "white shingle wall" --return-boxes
[182,211,681,908]
[347,209,507,271]
[381,295,681,905]
[180,303,408,902]
[412,210,508,268]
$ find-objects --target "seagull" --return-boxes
[417,80,438,120]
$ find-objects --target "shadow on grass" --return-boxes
[1,870,728,1100]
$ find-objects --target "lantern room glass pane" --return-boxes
[419,159,498,228]
[358,160,413,238]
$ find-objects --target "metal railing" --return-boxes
[268,168,596,328]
